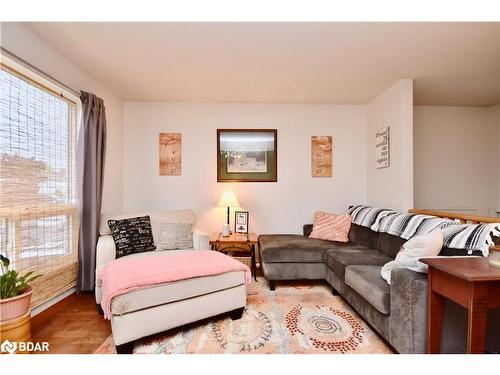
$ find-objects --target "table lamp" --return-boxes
[217,191,240,236]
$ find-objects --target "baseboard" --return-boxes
[31,288,77,328]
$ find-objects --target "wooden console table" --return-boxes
[209,232,258,281]
[421,257,500,353]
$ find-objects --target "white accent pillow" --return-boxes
[157,222,194,250]
[381,229,443,284]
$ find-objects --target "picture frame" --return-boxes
[311,136,333,177]
[375,126,390,169]
[159,133,181,175]
[217,129,277,182]
[234,211,249,234]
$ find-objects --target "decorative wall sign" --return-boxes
[375,127,390,169]
[234,211,249,234]
[217,129,277,182]
[159,133,181,175]
[311,136,333,177]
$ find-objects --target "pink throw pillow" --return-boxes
[309,211,352,242]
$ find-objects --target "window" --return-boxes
[0,61,80,307]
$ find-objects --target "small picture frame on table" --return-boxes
[234,211,249,234]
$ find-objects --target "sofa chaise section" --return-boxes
[109,268,247,353]
[259,234,340,289]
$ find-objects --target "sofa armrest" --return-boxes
[389,267,428,354]
[193,228,210,250]
[95,235,116,304]
[96,235,116,269]
[303,224,313,237]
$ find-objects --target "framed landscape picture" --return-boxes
[217,129,277,182]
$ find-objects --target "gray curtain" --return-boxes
[77,91,107,291]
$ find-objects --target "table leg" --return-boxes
[427,269,444,353]
[467,283,488,354]
[251,244,258,282]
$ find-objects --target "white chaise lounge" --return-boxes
[95,209,248,353]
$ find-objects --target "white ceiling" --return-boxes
[25,22,500,106]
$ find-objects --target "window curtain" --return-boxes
[77,91,106,291]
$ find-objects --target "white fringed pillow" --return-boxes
[381,229,443,284]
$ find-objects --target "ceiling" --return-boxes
[25,22,500,106]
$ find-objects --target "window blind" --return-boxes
[0,64,79,307]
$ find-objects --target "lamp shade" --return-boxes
[217,191,240,208]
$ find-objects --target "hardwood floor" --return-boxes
[31,292,111,354]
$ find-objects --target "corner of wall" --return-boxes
[493,104,500,212]
[366,79,414,212]
[487,103,500,215]
[401,79,414,211]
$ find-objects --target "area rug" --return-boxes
[94,278,392,354]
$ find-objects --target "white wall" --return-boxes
[366,79,414,211]
[0,22,124,213]
[414,106,499,216]
[123,103,367,234]
[497,106,500,212]
[489,104,500,215]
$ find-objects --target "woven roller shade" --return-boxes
[0,64,79,308]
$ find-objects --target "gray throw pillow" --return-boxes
[157,222,194,250]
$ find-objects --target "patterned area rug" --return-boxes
[95,278,392,354]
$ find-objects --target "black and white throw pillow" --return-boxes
[107,216,156,258]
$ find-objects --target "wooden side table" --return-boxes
[209,232,258,281]
[420,257,500,353]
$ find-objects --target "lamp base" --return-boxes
[222,224,230,237]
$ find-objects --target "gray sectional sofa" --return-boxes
[259,218,500,354]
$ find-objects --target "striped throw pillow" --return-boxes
[442,223,500,256]
[309,211,352,242]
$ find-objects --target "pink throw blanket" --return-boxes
[99,250,251,319]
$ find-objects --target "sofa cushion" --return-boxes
[345,265,390,315]
[110,270,246,315]
[303,224,313,237]
[348,224,378,249]
[325,247,392,278]
[376,232,405,258]
[259,234,346,263]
